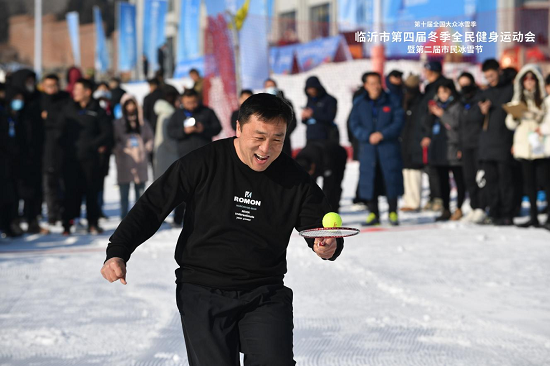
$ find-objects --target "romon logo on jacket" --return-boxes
[234,191,261,206]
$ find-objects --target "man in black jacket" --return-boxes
[456,72,486,223]
[58,79,113,235]
[101,93,344,365]
[167,88,222,226]
[302,76,338,143]
[167,88,222,158]
[40,74,70,225]
[419,61,447,212]
[142,78,164,132]
[477,59,515,225]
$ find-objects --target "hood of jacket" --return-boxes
[154,99,175,116]
[510,63,547,103]
[120,93,145,126]
[304,76,327,98]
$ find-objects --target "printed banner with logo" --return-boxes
[270,35,352,74]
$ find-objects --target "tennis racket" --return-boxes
[299,227,360,239]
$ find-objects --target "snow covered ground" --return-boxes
[1,160,550,366]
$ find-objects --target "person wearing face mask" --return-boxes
[421,79,466,221]
[167,88,222,226]
[0,89,26,238]
[113,94,154,219]
[399,74,425,212]
[455,72,487,224]
[505,65,549,228]
[93,83,115,220]
[8,69,49,234]
[419,61,448,213]
[40,74,70,226]
[231,89,253,132]
[264,78,297,156]
[302,76,338,144]
[386,69,404,103]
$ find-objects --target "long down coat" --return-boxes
[350,91,405,200]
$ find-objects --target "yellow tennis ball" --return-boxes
[322,212,342,228]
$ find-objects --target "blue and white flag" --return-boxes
[238,0,269,90]
[66,12,81,66]
[117,2,137,72]
[175,0,200,77]
[143,0,168,74]
[93,6,109,73]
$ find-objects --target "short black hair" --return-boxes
[147,78,159,86]
[181,88,198,98]
[43,74,59,82]
[96,81,110,90]
[361,72,381,84]
[388,70,403,78]
[237,93,293,128]
[109,77,121,84]
[482,59,500,72]
[189,68,200,75]
[437,78,457,96]
[240,89,253,97]
[75,78,94,91]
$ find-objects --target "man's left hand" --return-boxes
[313,237,337,259]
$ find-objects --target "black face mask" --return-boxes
[127,112,137,121]
[460,84,476,96]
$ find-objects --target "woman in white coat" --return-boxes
[505,64,549,228]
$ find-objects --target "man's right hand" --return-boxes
[101,257,127,285]
[478,100,492,115]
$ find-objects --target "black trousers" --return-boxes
[424,165,441,200]
[321,149,347,213]
[519,159,550,221]
[62,159,101,229]
[482,160,515,220]
[43,168,63,222]
[176,283,295,366]
[435,165,465,211]
[461,148,484,210]
[367,161,398,216]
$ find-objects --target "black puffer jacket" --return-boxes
[58,99,113,162]
[400,89,424,169]
[303,76,337,141]
[478,75,514,162]
[459,88,484,151]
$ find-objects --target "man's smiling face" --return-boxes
[234,114,287,172]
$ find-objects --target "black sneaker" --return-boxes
[495,217,513,226]
[516,219,540,228]
[435,210,451,222]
